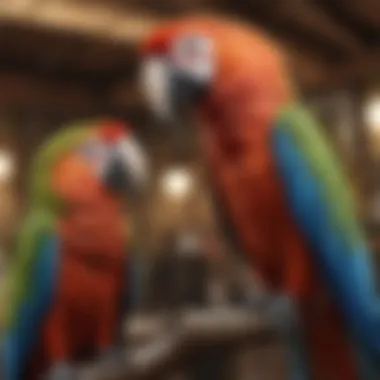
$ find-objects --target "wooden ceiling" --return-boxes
[0,0,379,116]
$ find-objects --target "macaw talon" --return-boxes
[45,362,77,380]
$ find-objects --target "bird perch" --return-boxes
[78,307,279,380]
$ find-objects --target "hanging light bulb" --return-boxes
[364,96,380,134]
[160,167,193,200]
[0,151,14,182]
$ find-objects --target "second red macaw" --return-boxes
[140,17,380,380]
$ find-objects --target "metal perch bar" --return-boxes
[79,308,280,380]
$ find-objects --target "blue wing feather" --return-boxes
[271,123,380,361]
[3,236,59,380]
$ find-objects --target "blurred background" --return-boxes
[0,0,379,379]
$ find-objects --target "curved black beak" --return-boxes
[103,155,129,194]
[103,138,149,196]
[170,69,209,117]
[141,58,209,123]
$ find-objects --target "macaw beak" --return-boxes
[103,137,149,195]
[141,57,209,122]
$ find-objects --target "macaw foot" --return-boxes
[45,362,77,380]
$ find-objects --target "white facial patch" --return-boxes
[171,34,215,84]
[140,58,172,120]
[118,137,149,188]
[80,140,109,176]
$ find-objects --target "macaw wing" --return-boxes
[2,212,58,380]
[271,105,380,356]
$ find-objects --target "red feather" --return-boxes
[143,17,360,380]
[99,121,128,143]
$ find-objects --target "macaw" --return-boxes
[1,120,148,380]
[140,17,380,380]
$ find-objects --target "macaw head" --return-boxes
[140,17,292,123]
[30,120,149,210]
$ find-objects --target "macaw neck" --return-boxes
[198,72,290,158]
[195,72,293,278]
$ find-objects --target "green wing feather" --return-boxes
[29,125,92,210]
[277,105,364,248]
[3,118,120,331]
[3,119,112,333]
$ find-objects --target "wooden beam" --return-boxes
[268,0,363,56]
[336,0,380,30]
[0,0,363,82]
[0,70,116,114]
[284,47,332,86]
[0,1,163,43]
[222,0,363,60]
[0,0,364,61]
[317,50,380,90]
[315,0,378,43]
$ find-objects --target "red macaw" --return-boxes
[140,17,380,380]
[1,120,148,380]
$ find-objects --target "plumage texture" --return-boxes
[272,106,380,377]
[30,124,93,210]
[2,121,134,380]
[142,17,380,379]
[274,106,364,247]
[3,213,57,380]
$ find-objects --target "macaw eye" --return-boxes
[171,35,214,81]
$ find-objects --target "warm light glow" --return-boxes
[161,167,193,200]
[365,96,380,133]
[0,152,14,182]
